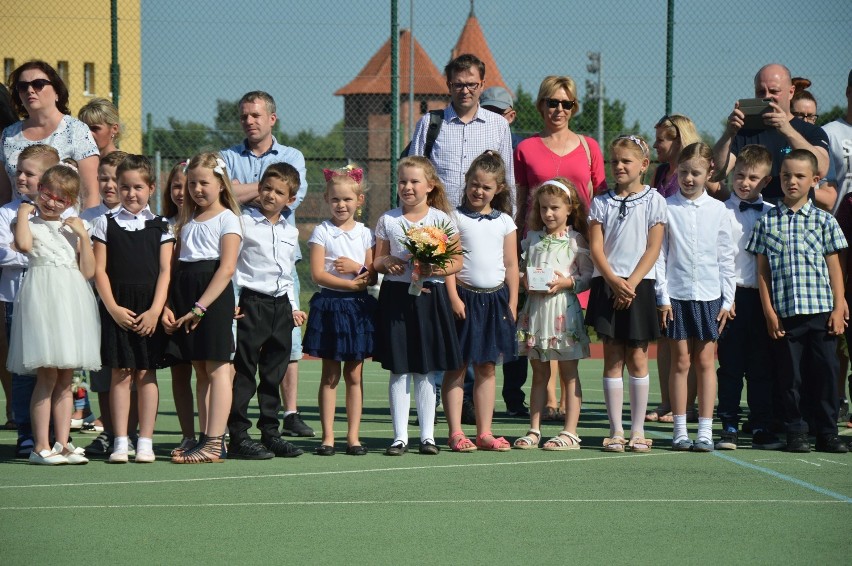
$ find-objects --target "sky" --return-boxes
[141,0,852,142]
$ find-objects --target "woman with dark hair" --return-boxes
[0,60,98,207]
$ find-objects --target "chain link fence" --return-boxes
[4,0,851,300]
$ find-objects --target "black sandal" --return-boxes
[171,434,226,464]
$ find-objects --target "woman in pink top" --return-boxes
[514,75,606,235]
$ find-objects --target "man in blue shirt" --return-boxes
[220,91,314,450]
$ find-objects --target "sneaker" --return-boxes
[85,432,114,457]
[693,438,715,452]
[80,421,104,434]
[109,449,129,463]
[70,417,84,431]
[815,434,849,453]
[752,429,785,450]
[838,400,849,423]
[715,430,738,450]
[461,400,476,425]
[671,437,694,451]
[29,447,67,465]
[786,432,810,453]
[282,413,315,437]
[506,404,530,418]
[57,442,89,465]
[228,438,275,460]
[15,436,34,458]
[263,436,304,458]
[135,449,156,463]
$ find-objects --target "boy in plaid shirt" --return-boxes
[747,149,849,454]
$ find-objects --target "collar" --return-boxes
[245,205,288,225]
[239,136,281,158]
[777,200,814,217]
[609,185,651,202]
[457,205,500,220]
[673,189,710,206]
[325,220,362,240]
[729,193,766,210]
[445,104,486,124]
[114,205,155,220]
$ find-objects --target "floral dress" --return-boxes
[517,228,592,361]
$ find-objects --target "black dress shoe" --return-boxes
[785,432,810,453]
[419,440,440,455]
[385,441,407,456]
[815,434,848,453]
[262,436,304,457]
[346,444,368,456]
[228,438,274,460]
[315,444,336,456]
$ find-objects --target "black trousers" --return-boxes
[228,289,294,440]
[774,312,839,435]
[716,288,774,429]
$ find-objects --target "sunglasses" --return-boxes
[38,188,72,208]
[655,115,681,140]
[16,79,53,94]
[545,98,575,111]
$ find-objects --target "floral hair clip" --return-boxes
[213,157,227,176]
[617,134,649,157]
[57,161,78,173]
[323,165,363,184]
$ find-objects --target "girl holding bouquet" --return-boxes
[373,156,463,456]
[443,150,518,452]
[514,179,594,451]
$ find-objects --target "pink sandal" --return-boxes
[476,432,511,452]
[448,431,477,452]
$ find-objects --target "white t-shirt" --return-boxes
[374,207,456,284]
[451,208,516,288]
[308,220,374,289]
[1,116,98,196]
[178,209,243,262]
[823,118,852,213]
[588,186,667,279]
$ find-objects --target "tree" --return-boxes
[148,117,216,159]
[817,105,845,127]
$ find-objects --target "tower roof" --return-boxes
[451,8,510,95]
[335,29,447,97]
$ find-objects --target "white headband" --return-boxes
[541,180,572,204]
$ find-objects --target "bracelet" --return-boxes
[194,301,207,313]
[191,307,205,318]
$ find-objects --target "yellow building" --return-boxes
[1,1,142,153]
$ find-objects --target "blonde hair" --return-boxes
[78,97,121,144]
[176,152,240,237]
[397,156,451,213]
[17,143,59,169]
[40,164,81,206]
[527,178,588,238]
[536,75,580,118]
[677,142,714,172]
[654,114,700,149]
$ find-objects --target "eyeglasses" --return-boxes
[545,98,576,111]
[792,112,818,122]
[450,82,481,92]
[655,115,681,140]
[38,189,72,208]
[16,79,52,94]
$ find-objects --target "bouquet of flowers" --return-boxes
[399,221,464,295]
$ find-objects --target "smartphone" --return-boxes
[738,98,772,130]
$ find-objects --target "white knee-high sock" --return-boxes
[629,375,650,437]
[389,373,411,445]
[603,377,624,436]
[413,372,438,443]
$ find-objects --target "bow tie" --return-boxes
[739,201,763,212]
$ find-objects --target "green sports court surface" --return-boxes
[1,359,849,564]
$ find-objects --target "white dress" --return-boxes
[517,228,592,361]
[6,218,101,374]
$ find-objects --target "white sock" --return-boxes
[137,437,152,453]
[603,377,624,436]
[283,410,296,418]
[697,417,713,443]
[672,414,687,442]
[629,375,650,437]
[114,435,129,453]
[388,373,411,445]
[414,372,438,443]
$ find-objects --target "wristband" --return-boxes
[194,301,207,313]
[191,307,205,318]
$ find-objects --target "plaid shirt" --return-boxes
[746,200,847,318]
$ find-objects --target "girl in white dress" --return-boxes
[7,164,100,465]
[514,178,593,450]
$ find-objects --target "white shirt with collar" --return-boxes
[725,194,773,288]
[90,205,174,244]
[234,206,298,308]
[308,220,373,290]
[80,202,122,225]
[656,190,736,310]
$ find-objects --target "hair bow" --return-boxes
[323,165,363,184]
[213,157,227,176]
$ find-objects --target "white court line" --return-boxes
[1,497,845,512]
[0,450,682,490]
